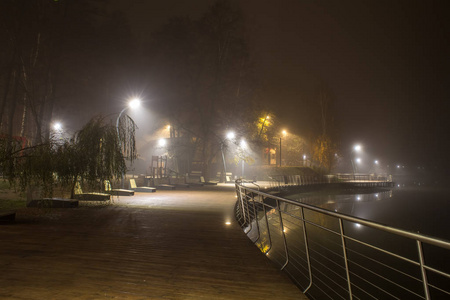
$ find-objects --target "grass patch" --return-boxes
[0,179,26,210]
[0,198,26,210]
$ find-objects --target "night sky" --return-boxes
[110,0,450,172]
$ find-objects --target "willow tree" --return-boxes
[1,115,137,199]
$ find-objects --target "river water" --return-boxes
[285,185,450,241]
[281,184,449,298]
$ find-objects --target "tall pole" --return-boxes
[116,107,128,188]
[221,143,227,183]
[279,137,282,167]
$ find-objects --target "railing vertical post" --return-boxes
[251,193,262,243]
[339,218,353,300]
[262,199,273,253]
[417,240,431,299]
[300,207,313,293]
[276,199,290,270]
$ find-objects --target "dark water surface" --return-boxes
[285,185,450,241]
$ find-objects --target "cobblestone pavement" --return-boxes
[0,184,308,299]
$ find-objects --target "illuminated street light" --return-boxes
[158,138,167,147]
[279,130,287,167]
[226,131,235,140]
[356,158,361,164]
[116,97,141,187]
[116,98,141,137]
[53,122,62,131]
[220,131,235,183]
[351,143,362,177]
[374,160,379,165]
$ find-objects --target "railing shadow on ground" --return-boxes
[235,180,450,300]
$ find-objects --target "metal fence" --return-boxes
[235,182,450,300]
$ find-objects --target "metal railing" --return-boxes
[235,182,450,300]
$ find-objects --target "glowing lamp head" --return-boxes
[374,160,379,165]
[282,130,287,136]
[354,144,362,152]
[53,122,62,131]
[129,98,141,109]
[158,138,167,147]
[356,158,361,164]
[226,131,235,140]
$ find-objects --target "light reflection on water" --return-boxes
[285,186,450,240]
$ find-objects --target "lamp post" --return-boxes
[116,98,140,138]
[240,138,247,178]
[351,144,362,179]
[279,130,287,167]
[220,131,235,183]
[116,98,140,187]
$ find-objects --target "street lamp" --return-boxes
[279,130,287,167]
[220,131,235,183]
[116,98,141,138]
[351,144,362,177]
[116,98,141,187]
[240,138,247,178]
[53,122,62,131]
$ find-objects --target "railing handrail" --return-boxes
[235,181,450,299]
[239,184,450,249]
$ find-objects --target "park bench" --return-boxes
[129,179,156,193]
[215,172,233,183]
[186,171,204,186]
[73,182,111,201]
[104,180,134,196]
[200,176,218,185]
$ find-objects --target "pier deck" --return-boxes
[0,185,307,299]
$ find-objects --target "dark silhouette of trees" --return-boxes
[0,0,139,197]
[311,83,340,173]
[143,0,256,179]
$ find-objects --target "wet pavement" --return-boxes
[0,184,308,299]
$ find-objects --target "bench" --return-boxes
[129,179,156,193]
[104,180,135,196]
[73,182,111,201]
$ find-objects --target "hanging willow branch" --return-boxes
[117,113,138,162]
[1,115,138,199]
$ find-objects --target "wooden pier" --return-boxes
[0,185,308,299]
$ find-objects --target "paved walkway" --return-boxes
[0,184,308,299]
